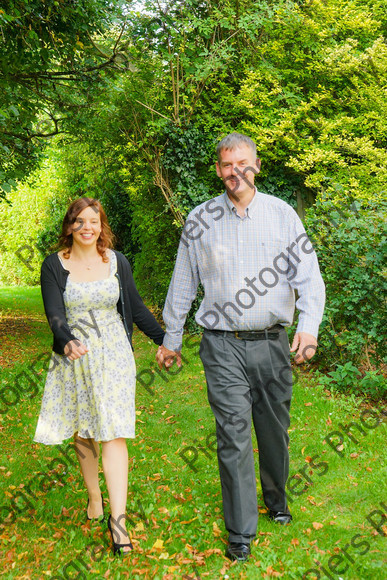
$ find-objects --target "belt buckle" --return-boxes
[234,331,242,339]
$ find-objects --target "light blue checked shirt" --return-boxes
[163,190,325,352]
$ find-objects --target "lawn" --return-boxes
[0,286,385,579]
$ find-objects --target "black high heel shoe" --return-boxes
[107,515,133,556]
[86,493,104,523]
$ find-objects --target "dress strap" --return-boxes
[109,250,118,276]
[57,253,66,269]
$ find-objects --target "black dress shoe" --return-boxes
[268,510,292,525]
[225,542,251,562]
[108,515,133,556]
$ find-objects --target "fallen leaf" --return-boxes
[291,538,300,546]
[152,539,164,551]
[158,507,170,515]
[203,548,223,556]
[350,453,359,458]
[180,517,198,525]
[312,522,323,530]
[265,564,281,576]
[304,403,313,407]
[135,522,145,532]
[212,521,222,537]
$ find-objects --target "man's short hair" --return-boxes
[216,133,257,162]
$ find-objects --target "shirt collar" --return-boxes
[223,188,259,219]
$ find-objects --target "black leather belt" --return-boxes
[206,324,283,341]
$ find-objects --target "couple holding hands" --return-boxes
[34,133,325,561]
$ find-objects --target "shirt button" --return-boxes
[240,260,244,264]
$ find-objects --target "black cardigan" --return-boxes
[40,250,165,354]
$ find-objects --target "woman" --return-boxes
[34,197,165,555]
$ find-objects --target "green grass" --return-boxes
[0,286,386,579]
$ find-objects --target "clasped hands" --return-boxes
[156,345,182,371]
[64,340,182,368]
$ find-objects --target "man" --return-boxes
[156,133,325,562]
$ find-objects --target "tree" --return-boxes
[0,0,132,200]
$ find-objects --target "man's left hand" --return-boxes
[290,332,318,364]
[156,345,182,371]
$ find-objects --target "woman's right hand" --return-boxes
[64,339,89,360]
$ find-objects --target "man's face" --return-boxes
[216,144,261,200]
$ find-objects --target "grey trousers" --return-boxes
[199,328,292,543]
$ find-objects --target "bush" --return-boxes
[305,195,386,377]
[0,154,61,285]
[316,365,386,400]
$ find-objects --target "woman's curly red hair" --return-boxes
[58,198,115,262]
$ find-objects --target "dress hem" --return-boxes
[33,431,136,446]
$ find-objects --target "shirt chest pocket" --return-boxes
[256,240,289,268]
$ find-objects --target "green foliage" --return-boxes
[0,153,60,285]
[120,152,180,308]
[1,0,386,379]
[0,0,130,198]
[305,194,387,374]
[36,140,137,261]
[316,365,386,400]
[316,362,361,390]
[162,124,218,216]
[358,370,387,399]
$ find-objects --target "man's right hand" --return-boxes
[156,345,182,371]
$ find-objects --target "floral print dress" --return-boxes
[34,251,136,445]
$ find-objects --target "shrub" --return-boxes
[316,365,386,400]
[0,155,60,285]
[305,195,386,376]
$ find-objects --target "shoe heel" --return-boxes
[108,515,133,556]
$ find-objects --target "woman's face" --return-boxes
[71,206,102,247]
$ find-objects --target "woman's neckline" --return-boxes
[57,249,114,282]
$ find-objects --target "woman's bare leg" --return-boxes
[74,433,103,518]
[102,438,131,550]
